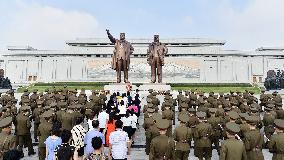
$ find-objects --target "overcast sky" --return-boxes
[0,0,284,51]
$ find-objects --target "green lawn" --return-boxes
[17,82,260,94]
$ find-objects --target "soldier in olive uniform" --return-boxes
[173,114,192,160]
[145,113,161,156]
[32,100,44,142]
[194,111,213,160]
[263,105,276,146]
[38,111,53,160]
[207,108,222,155]
[268,119,284,160]
[162,102,174,137]
[220,122,247,160]
[149,119,175,160]
[30,89,39,113]
[243,116,264,160]
[144,108,155,155]
[15,105,35,156]
[0,117,17,159]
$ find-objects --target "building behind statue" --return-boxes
[1,38,284,84]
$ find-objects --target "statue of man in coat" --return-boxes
[147,35,168,83]
[106,29,134,83]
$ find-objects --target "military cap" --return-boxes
[196,111,206,118]
[250,107,258,113]
[22,98,30,103]
[60,95,66,100]
[199,92,204,96]
[153,113,162,121]
[69,105,77,109]
[264,107,273,111]
[152,92,158,96]
[50,102,57,107]
[73,97,79,101]
[209,92,214,96]
[180,97,187,102]
[23,88,29,92]
[236,91,241,93]
[266,103,275,108]
[261,88,266,92]
[180,103,188,109]
[45,88,49,92]
[208,108,217,113]
[147,108,155,113]
[274,119,284,129]
[21,105,30,111]
[178,90,182,93]
[37,100,44,105]
[165,90,171,94]
[179,114,189,123]
[230,101,238,106]
[224,107,231,112]
[164,95,171,100]
[188,108,196,113]
[156,119,169,130]
[225,122,240,133]
[275,102,283,107]
[239,113,249,120]
[245,116,259,124]
[0,117,13,128]
[148,89,153,93]
[219,92,224,96]
[33,89,38,93]
[272,91,278,95]
[164,102,171,107]
[23,92,30,96]
[228,111,239,120]
[41,110,53,118]
[147,103,154,108]
[44,105,51,110]
[57,89,62,92]
[249,91,255,94]
[12,98,18,102]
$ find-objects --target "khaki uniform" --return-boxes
[194,121,213,160]
[220,138,247,160]
[173,125,192,160]
[243,129,264,160]
[149,134,175,160]
[16,113,34,154]
[38,121,53,160]
[162,109,174,137]
[268,132,284,160]
[0,132,16,159]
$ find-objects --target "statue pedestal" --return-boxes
[138,83,171,91]
[104,83,138,92]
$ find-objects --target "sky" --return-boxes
[0,0,284,51]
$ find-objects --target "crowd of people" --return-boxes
[0,87,284,160]
[0,88,141,160]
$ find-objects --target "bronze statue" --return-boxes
[106,29,134,83]
[147,35,168,83]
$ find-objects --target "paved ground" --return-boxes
[14,90,284,160]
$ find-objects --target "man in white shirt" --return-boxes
[98,107,109,133]
[109,120,131,160]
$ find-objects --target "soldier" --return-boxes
[15,105,35,156]
[220,122,247,160]
[38,110,53,160]
[32,100,44,142]
[149,119,175,160]
[147,35,168,83]
[0,117,17,159]
[145,113,161,156]
[268,119,284,160]
[174,114,192,160]
[30,89,39,113]
[243,116,264,160]
[106,29,134,83]
[61,105,76,131]
[143,108,155,155]
[263,105,276,146]
[207,108,222,154]
[239,113,250,140]
[162,102,174,137]
[194,111,213,160]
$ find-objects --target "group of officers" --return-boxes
[143,89,284,160]
[0,87,107,160]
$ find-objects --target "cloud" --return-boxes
[0,1,103,50]
[213,0,284,50]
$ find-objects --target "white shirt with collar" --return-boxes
[109,129,129,159]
